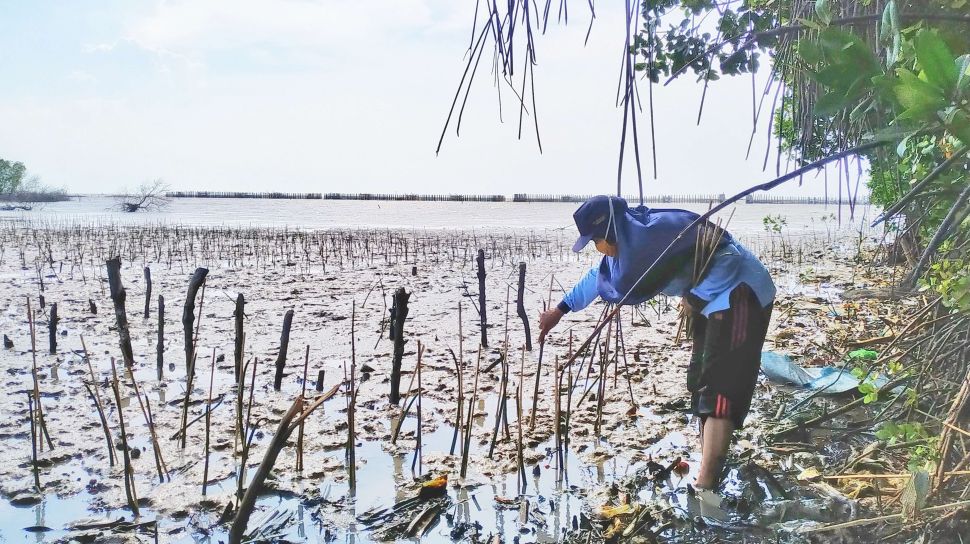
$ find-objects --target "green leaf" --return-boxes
[849,348,879,360]
[895,68,945,119]
[915,29,957,94]
[797,17,824,31]
[902,469,930,520]
[879,0,895,42]
[798,39,824,65]
[956,55,970,92]
[814,91,849,116]
[815,0,833,25]
[949,110,970,147]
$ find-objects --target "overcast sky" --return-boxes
[0,1,849,197]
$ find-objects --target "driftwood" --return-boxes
[476,249,488,347]
[228,385,339,544]
[106,258,135,367]
[182,268,208,376]
[516,262,532,351]
[47,302,58,354]
[389,288,410,405]
[143,267,152,318]
[273,309,294,391]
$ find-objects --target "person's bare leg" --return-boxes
[695,417,733,489]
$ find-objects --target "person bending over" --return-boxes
[537,195,775,493]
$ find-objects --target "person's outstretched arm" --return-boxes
[538,267,598,343]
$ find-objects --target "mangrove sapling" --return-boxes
[273,309,294,391]
[229,385,340,544]
[80,336,114,466]
[109,357,139,516]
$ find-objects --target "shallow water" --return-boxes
[10,196,874,238]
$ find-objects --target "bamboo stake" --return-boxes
[411,341,425,475]
[202,348,216,495]
[81,335,114,466]
[460,345,482,479]
[296,345,309,472]
[27,299,53,451]
[27,393,40,490]
[109,357,139,516]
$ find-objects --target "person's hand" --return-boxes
[537,308,564,344]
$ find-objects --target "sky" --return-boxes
[0,1,850,197]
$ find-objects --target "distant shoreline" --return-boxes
[157,191,870,205]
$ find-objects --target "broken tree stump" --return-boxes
[88,299,96,314]
[47,303,58,355]
[273,309,294,391]
[516,262,532,351]
[182,268,209,376]
[477,249,488,348]
[234,293,245,380]
[143,266,152,318]
[106,257,135,367]
[389,287,410,405]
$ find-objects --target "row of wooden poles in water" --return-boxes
[21,247,649,542]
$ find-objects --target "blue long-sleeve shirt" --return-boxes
[559,241,775,317]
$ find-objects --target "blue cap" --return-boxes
[571,195,627,252]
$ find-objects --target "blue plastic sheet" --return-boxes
[760,351,897,395]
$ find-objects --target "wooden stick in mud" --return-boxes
[460,345,482,479]
[273,309,294,391]
[229,385,339,544]
[27,300,53,451]
[202,348,216,495]
[389,287,410,405]
[106,257,135,367]
[411,341,424,475]
[234,293,245,380]
[238,357,258,501]
[157,295,164,380]
[182,267,209,376]
[47,302,58,354]
[516,345,526,491]
[476,249,488,347]
[125,362,168,481]
[516,262,532,351]
[179,352,197,450]
[80,336,114,466]
[109,357,139,516]
[143,266,152,318]
[296,345,309,472]
[530,339,544,430]
[449,302,465,455]
[27,393,40,491]
[347,305,357,492]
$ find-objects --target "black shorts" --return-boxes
[688,283,772,428]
